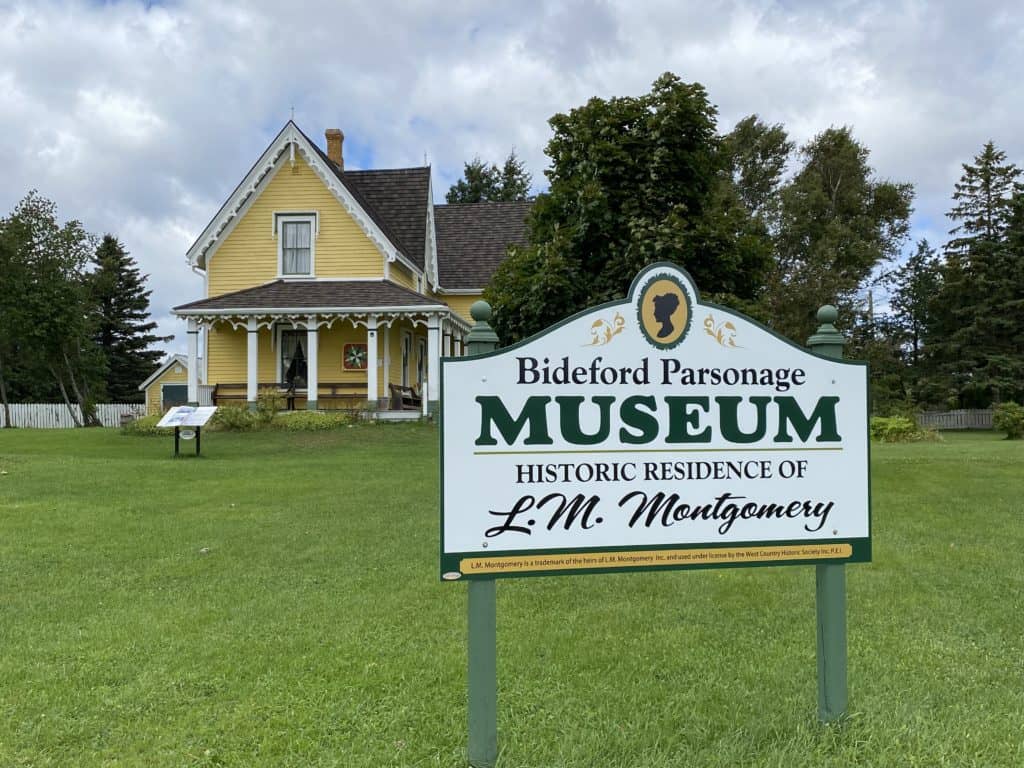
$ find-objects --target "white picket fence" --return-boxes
[916,409,993,430]
[0,403,148,429]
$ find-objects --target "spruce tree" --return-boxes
[89,235,171,402]
[928,142,1024,407]
[446,151,532,203]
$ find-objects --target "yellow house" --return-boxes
[137,354,202,415]
[173,122,530,413]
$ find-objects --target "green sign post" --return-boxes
[807,305,848,723]
[443,266,869,765]
[464,301,499,768]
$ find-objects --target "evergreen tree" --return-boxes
[89,235,172,402]
[889,239,943,367]
[928,143,1024,407]
[446,151,533,203]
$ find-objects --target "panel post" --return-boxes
[186,318,199,406]
[807,305,848,723]
[465,300,499,767]
[306,316,319,410]
[246,317,259,413]
[366,315,379,412]
[427,314,441,415]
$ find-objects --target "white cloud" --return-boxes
[1,0,1022,357]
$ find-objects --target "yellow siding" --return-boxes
[144,362,189,415]
[207,154,384,296]
[208,325,247,383]
[389,261,417,291]
[443,293,483,323]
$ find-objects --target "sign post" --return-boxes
[440,264,870,761]
[807,305,848,723]
[464,301,499,768]
[159,406,217,457]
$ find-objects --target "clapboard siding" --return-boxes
[207,154,384,297]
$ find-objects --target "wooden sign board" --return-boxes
[440,263,870,580]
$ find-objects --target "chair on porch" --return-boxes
[389,383,422,411]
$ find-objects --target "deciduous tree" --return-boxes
[486,73,772,343]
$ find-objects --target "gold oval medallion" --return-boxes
[638,274,691,349]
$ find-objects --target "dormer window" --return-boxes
[274,213,317,277]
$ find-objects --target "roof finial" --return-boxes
[290,105,295,121]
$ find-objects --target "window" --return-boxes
[417,338,427,388]
[280,329,308,389]
[275,213,317,276]
[402,332,412,387]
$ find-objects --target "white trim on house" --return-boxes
[137,354,191,391]
[186,121,413,276]
[175,303,450,316]
[436,287,484,295]
[424,175,439,291]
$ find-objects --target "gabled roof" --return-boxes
[295,125,431,273]
[137,354,189,391]
[434,201,532,290]
[174,279,446,313]
[187,122,422,277]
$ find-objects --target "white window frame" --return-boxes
[274,212,318,278]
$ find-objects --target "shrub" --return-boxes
[870,416,940,443]
[211,404,257,431]
[272,410,356,431]
[255,389,285,425]
[120,414,166,437]
[993,402,1024,439]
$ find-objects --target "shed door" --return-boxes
[162,384,188,411]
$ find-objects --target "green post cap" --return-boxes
[807,304,845,357]
[467,300,499,349]
[470,300,492,323]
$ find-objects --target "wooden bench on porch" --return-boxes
[212,382,298,409]
[314,382,367,410]
[389,383,422,411]
[212,382,370,411]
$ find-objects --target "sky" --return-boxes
[2,0,1022,357]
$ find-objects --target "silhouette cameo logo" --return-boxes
[637,273,691,349]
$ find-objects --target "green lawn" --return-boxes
[0,426,1021,767]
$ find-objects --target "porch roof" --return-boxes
[173,279,447,315]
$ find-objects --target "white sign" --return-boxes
[157,405,217,429]
[441,264,870,579]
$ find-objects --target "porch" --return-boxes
[173,280,470,415]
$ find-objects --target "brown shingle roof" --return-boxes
[174,280,445,312]
[297,126,430,271]
[434,201,532,290]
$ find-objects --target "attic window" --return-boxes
[275,213,317,277]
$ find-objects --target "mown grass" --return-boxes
[0,427,1021,767]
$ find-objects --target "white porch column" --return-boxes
[306,315,319,410]
[427,314,440,413]
[366,315,379,411]
[187,318,199,405]
[246,317,259,411]
[382,326,391,408]
[454,334,464,357]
